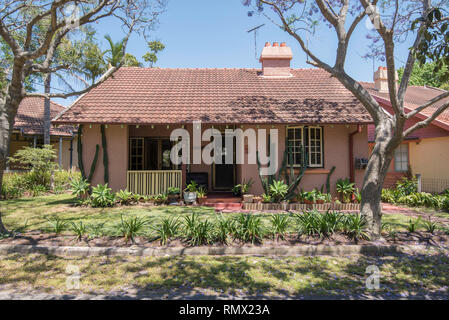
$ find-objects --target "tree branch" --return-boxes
[403,101,449,137]
[405,90,449,119]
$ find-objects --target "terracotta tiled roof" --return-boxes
[54,67,373,125]
[361,82,449,127]
[14,97,74,137]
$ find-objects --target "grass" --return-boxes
[0,249,448,298]
[1,193,447,237]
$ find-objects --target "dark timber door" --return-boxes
[213,131,235,190]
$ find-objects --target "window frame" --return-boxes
[394,143,409,172]
[129,137,145,170]
[286,126,324,168]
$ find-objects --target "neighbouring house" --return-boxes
[362,67,449,193]
[53,42,371,197]
[9,97,77,171]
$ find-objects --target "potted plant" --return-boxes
[303,191,317,204]
[154,193,168,205]
[184,181,198,204]
[167,187,180,204]
[232,185,241,197]
[336,178,355,203]
[262,193,272,203]
[196,186,208,205]
[269,180,288,203]
[253,196,262,203]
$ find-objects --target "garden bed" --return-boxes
[243,202,361,211]
[2,230,448,249]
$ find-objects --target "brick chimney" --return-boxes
[374,66,398,93]
[259,42,293,77]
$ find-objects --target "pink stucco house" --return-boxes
[53,43,371,197]
[362,67,449,193]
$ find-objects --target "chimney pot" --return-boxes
[374,66,398,93]
[273,42,279,47]
[265,42,271,47]
[280,42,286,47]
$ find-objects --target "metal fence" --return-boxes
[420,177,449,194]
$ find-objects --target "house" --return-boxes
[53,42,371,196]
[9,97,76,170]
[362,67,449,193]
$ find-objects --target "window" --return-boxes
[286,126,323,167]
[394,143,409,172]
[129,138,144,170]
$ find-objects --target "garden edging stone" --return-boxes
[0,243,434,257]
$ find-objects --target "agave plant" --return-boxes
[70,177,90,199]
[116,189,133,205]
[90,184,116,207]
[71,221,88,241]
[47,217,68,234]
[233,213,266,244]
[151,217,180,245]
[336,178,355,203]
[117,215,147,243]
[270,214,290,241]
[269,180,289,203]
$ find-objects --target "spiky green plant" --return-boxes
[151,217,180,245]
[270,214,290,241]
[71,221,88,241]
[233,213,266,244]
[47,217,68,234]
[117,215,147,243]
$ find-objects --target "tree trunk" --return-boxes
[360,138,395,240]
[0,85,23,234]
[43,73,55,189]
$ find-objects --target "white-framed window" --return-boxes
[394,143,409,172]
[286,126,323,167]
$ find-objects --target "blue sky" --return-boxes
[53,0,413,105]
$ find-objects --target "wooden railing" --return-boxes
[127,170,182,196]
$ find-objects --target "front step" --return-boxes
[203,202,243,210]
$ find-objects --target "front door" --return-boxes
[213,131,235,190]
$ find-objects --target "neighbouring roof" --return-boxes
[361,82,449,128]
[53,67,373,125]
[15,97,74,137]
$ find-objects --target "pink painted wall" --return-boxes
[90,123,368,195]
[81,125,128,191]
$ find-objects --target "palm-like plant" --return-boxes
[269,180,289,203]
[103,35,125,68]
[336,178,355,203]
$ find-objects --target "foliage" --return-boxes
[8,145,56,187]
[153,193,168,205]
[116,190,134,205]
[406,216,422,233]
[235,179,254,195]
[233,213,266,244]
[30,185,47,197]
[1,173,25,199]
[270,214,290,241]
[296,210,344,238]
[90,184,116,208]
[398,62,449,89]
[167,187,180,195]
[70,177,90,199]
[142,40,166,67]
[71,222,88,242]
[336,178,355,203]
[117,215,147,243]
[269,180,289,203]
[214,215,234,244]
[182,213,214,246]
[196,186,208,198]
[422,217,438,234]
[261,193,272,203]
[151,217,180,245]
[46,217,68,234]
[395,177,418,197]
[257,140,308,201]
[54,170,81,191]
[184,181,198,193]
[342,214,370,242]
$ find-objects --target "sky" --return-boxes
[53,0,414,105]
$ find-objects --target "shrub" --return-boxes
[70,177,90,199]
[182,213,214,246]
[422,218,438,234]
[395,177,417,196]
[406,216,422,233]
[342,214,370,242]
[270,214,290,241]
[47,217,68,234]
[8,145,56,187]
[269,180,289,203]
[55,170,81,191]
[336,178,355,203]
[153,193,168,205]
[215,215,234,244]
[116,190,133,205]
[117,215,147,243]
[151,217,180,245]
[30,184,47,197]
[233,213,266,244]
[71,221,88,241]
[167,187,180,195]
[90,184,115,207]
[1,173,25,199]
[296,210,343,238]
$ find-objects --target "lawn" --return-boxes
[1,248,448,299]
[0,193,447,237]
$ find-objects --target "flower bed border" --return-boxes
[0,243,424,258]
[243,202,362,211]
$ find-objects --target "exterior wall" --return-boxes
[99,123,368,194]
[409,136,449,184]
[82,125,128,191]
[239,124,368,196]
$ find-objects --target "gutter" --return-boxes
[349,124,362,183]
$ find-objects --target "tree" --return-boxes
[243,0,449,239]
[398,62,449,89]
[0,0,166,234]
[143,40,165,67]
